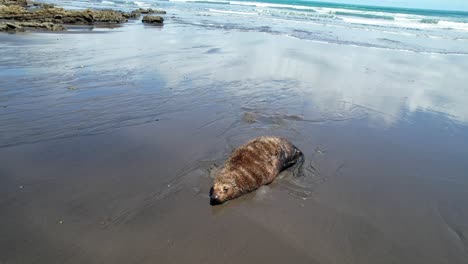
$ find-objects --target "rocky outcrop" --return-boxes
[123,8,166,19]
[140,8,166,14]
[0,5,128,24]
[142,15,164,24]
[0,0,166,32]
[0,5,30,19]
[0,21,65,32]
[123,9,141,19]
[0,0,28,7]
[0,22,19,31]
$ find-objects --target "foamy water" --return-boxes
[41,0,468,54]
[166,0,468,31]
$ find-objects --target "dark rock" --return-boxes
[0,21,65,31]
[0,22,23,32]
[142,15,163,24]
[123,9,140,19]
[123,8,166,19]
[139,8,151,14]
[30,1,55,9]
[21,21,65,30]
[90,9,128,23]
[140,8,166,14]
[0,6,128,24]
[4,22,23,31]
[122,11,140,19]
[0,0,27,7]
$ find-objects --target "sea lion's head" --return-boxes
[210,181,236,205]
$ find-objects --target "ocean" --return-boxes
[42,0,468,55]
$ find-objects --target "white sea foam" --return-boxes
[208,8,257,15]
[134,1,151,7]
[340,15,468,32]
[439,20,468,31]
[229,1,316,10]
[169,0,317,11]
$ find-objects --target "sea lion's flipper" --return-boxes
[283,145,305,177]
[289,152,305,178]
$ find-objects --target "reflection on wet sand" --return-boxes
[1,21,468,264]
[2,25,468,147]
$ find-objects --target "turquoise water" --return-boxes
[238,0,468,18]
[162,0,468,23]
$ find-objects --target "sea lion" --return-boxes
[210,136,303,205]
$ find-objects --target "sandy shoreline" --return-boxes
[1,2,468,263]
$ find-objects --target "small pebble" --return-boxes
[19,185,24,189]
[59,220,63,224]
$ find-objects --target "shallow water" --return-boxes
[1,14,468,264]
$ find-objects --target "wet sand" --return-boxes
[1,20,468,264]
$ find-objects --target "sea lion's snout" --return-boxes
[210,183,234,205]
[210,195,222,205]
[209,186,222,205]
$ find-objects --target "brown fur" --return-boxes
[210,136,302,205]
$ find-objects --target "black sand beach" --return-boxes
[1,2,468,263]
